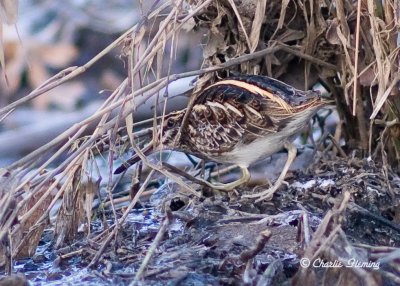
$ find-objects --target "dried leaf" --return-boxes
[83,180,97,236]
[54,168,85,247]
[277,29,305,43]
[203,31,225,58]
[126,108,135,150]
[326,18,341,45]
[226,0,251,49]
[249,0,266,52]
[277,0,289,30]
[13,181,55,259]
[359,66,377,86]
[370,74,400,119]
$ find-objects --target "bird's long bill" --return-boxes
[114,141,156,174]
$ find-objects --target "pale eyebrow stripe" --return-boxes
[206,80,293,113]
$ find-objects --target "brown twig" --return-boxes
[239,229,272,262]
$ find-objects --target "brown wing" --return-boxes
[181,79,281,157]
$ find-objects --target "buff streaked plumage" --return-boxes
[115,74,330,201]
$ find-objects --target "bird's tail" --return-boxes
[114,142,155,174]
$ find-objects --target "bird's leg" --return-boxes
[243,141,297,201]
[200,166,250,191]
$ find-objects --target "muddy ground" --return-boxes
[1,151,400,286]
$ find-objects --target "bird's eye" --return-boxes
[166,119,175,128]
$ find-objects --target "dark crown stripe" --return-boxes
[227,75,296,96]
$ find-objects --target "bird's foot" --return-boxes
[199,166,251,192]
[243,140,296,202]
[199,178,243,192]
[242,180,286,202]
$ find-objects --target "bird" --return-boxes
[115,74,330,201]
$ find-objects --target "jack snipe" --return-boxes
[115,74,330,201]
